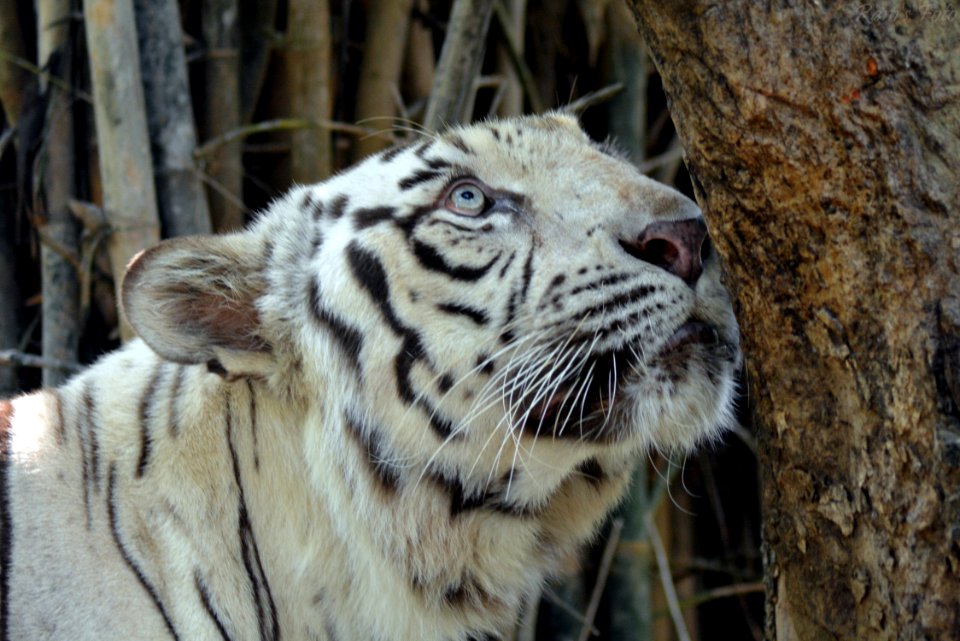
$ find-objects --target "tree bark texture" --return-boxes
[84,0,161,341]
[423,0,495,131]
[630,3,960,640]
[284,0,334,181]
[134,0,212,237]
[37,0,80,387]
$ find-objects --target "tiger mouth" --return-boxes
[520,320,725,440]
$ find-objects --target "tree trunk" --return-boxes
[353,0,413,159]
[0,2,29,125]
[629,2,960,640]
[202,0,244,231]
[422,0,495,131]
[134,0,212,237]
[37,0,80,387]
[283,0,334,181]
[84,0,161,341]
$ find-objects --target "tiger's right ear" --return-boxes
[121,234,272,376]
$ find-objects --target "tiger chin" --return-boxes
[0,113,739,641]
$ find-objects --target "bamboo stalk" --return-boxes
[494,0,526,117]
[239,0,278,123]
[202,0,244,231]
[284,0,334,181]
[37,0,80,386]
[353,0,414,158]
[605,1,648,164]
[0,3,29,125]
[422,0,495,130]
[134,0,212,237]
[84,0,161,341]
[402,0,435,108]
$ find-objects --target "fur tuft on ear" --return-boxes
[121,234,272,374]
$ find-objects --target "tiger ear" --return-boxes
[121,234,273,377]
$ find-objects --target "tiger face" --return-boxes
[6,113,740,641]
[126,113,738,511]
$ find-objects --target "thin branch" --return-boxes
[0,50,93,102]
[194,118,374,161]
[577,518,624,641]
[645,510,692,641]
[0,349,83,373]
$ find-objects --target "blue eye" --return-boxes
[445,181,489,215]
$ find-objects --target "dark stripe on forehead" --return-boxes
[344,410,402,496]
[412,239,501,282]
[328,195,349,219]
[301,191,324,220]
[353,206,396,230]
[380,142,412,162]
[308,278,364,372]
[398,168,444,191]
[446,134,475,155]
[436,302,489,326]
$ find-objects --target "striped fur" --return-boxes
[0,114,739,640]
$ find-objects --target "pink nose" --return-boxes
[619,218,709,286]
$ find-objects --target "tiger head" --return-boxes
[123,113,739,491]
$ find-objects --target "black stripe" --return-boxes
[567,272,635,297]
[308,278,364,372]
[412,239,500,282]
[195,570,234,641]
[344,410,402,496]
[225,397,280,641]
[247,381,260,470]
[519,245,535,302]
[398,169,443,191]
[79,383,100,529]
[446,134,474,155]
[137,363,166,478]
[108,464,182,640]
[300,192,324,220]
[352,205,396,230]
[168,365,185,437]
[380,142,411,162]
[426,467,537,518]
[328,195,349,219]
[436,302,489,326]
[413,140,434,157]
[347,243,457,440]
[577,458,606,487]
[425,158,451,170]
[498,251,516,278]
[52,390,66,445]
[0,401,13,640]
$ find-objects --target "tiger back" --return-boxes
[0,113,740,641]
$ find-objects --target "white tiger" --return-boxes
[0,113,739,641]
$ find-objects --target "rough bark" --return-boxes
[629,2,960,640]
[283,0,334,181]
[422,0,495,131]
[202,0,244,231]
[36,0,80,387]
[353,0,413,158]
[84,0,161,341]
[134,0,212,237]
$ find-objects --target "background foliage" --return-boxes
[0,1,762,639]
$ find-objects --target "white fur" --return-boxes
[1,114,739,641]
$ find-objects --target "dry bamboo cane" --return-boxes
[84,0,161,341]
